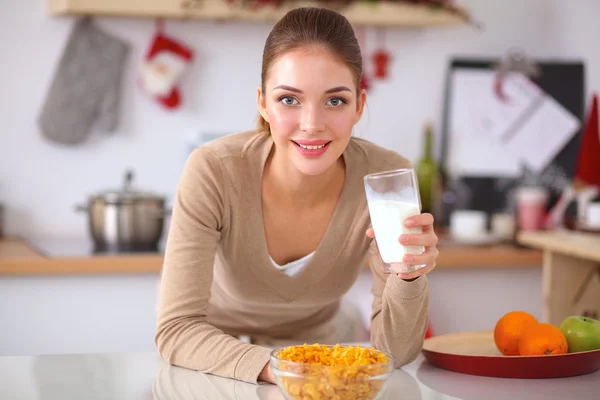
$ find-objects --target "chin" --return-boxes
[290,151,340,176]
[292,161,334,176]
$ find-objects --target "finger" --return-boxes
[403,247,439,266]
[421,223,436,233]
[396,262,436,281]
[404,213,434,229]
[399,232,438,247]
[365,227,375,238]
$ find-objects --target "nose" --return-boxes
[299,105,325,135]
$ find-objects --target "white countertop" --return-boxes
[1,351,598,399]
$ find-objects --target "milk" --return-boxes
[368,200,424,264]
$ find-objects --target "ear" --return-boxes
[257,85,269,122]
[355,88,367,123]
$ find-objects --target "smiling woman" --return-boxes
[155,6,439,387]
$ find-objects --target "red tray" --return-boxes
[421,330,600,379]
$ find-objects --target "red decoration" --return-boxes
[139,20,194,110]
[575,93,600,187]
[372,50,391,79]
[372,28,392,79]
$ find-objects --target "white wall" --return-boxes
[1,0,582,238]
[549,0,600,104]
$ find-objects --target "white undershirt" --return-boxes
[269,251,315,277]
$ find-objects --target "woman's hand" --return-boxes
[258,361,276,384]
[366,213,439,281]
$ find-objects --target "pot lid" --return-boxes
[94,170,165,202]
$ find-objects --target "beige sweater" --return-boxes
[155,130,429,384]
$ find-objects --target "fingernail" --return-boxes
[405,219,415,227]
[404,255,414,262]
[400,235,409,244]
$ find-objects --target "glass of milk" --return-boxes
[364,168,425,274]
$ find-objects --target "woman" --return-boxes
[155,6,439,385]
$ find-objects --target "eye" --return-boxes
[279,96,299,106]
[326,97,347,107]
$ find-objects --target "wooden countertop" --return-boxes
[517,230,600,262]
[0,237,163,276]
[0,236,542,276]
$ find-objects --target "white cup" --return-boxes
[586,202,600,228]
[449,210,487,240]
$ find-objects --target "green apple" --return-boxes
[559,316,600,353]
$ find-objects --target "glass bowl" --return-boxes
[270,345,395,400]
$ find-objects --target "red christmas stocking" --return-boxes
[140,31,193,110]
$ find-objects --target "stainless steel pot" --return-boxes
[76,170,171,252]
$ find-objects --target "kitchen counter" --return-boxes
[1,350,598,399]
[517,230,600,262]
[0,235,542,276]
[0,237,164,276]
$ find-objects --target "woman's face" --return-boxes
[258,47,366,177]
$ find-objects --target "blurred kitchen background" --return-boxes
[1,0,599,357]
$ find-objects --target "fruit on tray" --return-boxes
[518,323,568,356]
[494,311,539,356]
[559,316,600,353]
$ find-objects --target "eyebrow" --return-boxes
[273,85,352,94]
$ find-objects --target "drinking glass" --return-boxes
[364,168,426,274]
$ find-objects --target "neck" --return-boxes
[264,151,345,207]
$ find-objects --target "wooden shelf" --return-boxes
[48,0,469,27]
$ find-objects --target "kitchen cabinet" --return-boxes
[0,268,545,357]
[48,0,469,27]
[0,273,161,356]
[517,230,600,325]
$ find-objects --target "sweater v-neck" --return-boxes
[246,134,359,300]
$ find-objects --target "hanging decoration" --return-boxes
[372,28,391,79]
[139,19,194,110]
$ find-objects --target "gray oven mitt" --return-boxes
[38,18,130,146]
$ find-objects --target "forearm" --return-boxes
[155,317,272,384]
[370,275,429,367]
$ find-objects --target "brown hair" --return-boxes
[257,7,363,133]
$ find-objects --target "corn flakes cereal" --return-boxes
[274,344,392,400]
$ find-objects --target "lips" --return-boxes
[291,139,332,158]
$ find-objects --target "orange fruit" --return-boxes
[518,323,568,356]
[494,311,539,356]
